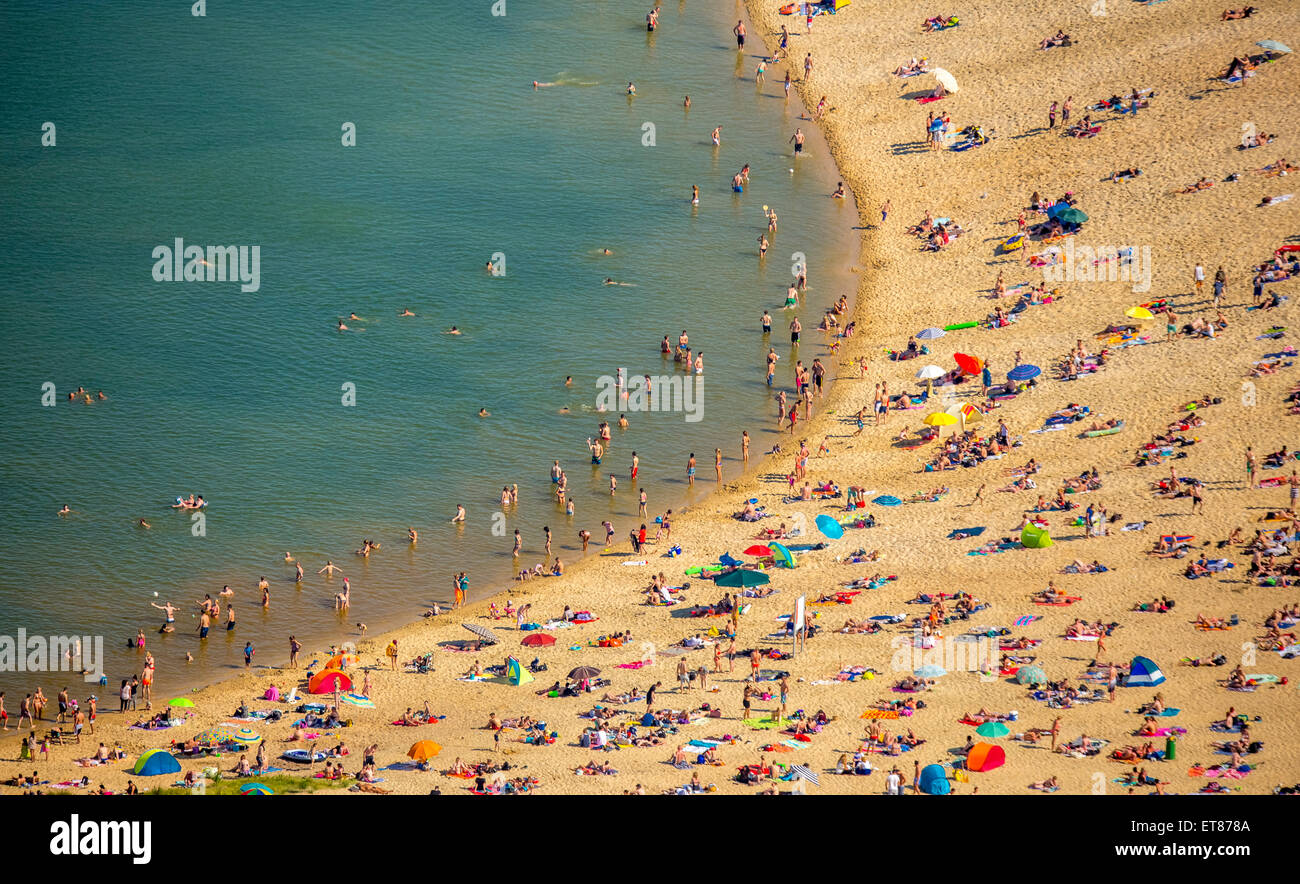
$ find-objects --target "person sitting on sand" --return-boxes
[1039,29,1070,49]
[1221,6,1256,18]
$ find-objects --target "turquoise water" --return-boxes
[0,0,858,699]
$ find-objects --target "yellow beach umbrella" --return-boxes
[923,411,958,427]
[1125,306,1154,320]
[407,740,442,761]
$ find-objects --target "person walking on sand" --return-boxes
[1050,716,1062,751]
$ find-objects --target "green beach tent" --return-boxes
[506,656,534,686]
[1020,525,1053,549]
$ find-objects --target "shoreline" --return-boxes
[7,0,1297,797]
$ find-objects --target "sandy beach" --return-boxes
[5,0,1299,797]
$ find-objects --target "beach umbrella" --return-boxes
[307,669,352,694]
[743,544,773,557]
[915,327,947,341]
[975,721,1010,738]
[131,748,181,777]
[923,411,958,427]
[191,727,232,746]
[914,664,947,678]
[341,692,375,708]
[228,727,262,746]
[1006,364,1041,382]
[717,569,770,588]
[1257,40,1291,53]
[814,514,844,540]
[915,364,946,380]
[239,782,274,795]
[770,542,797,569]
[407,740,442,761]
[1125,306,1154,320]
[326,652,359,669]
[953,352,983,375]
[1015,665,1047,684]
[462,622,500,645]
[788,764,821,786]
[521,633,555,647]
[1049,206,1088,226]
[872,495,902,507]
[569,666,602,680]
[168,697,195,708]
[932,67,959,94]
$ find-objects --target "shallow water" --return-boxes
[0,0,859,699]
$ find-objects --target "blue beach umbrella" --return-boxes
[1007,364,1041,382]
[872,495,902,507]
[240,782,274,795]
[814,514,844,540]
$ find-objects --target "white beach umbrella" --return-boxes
[933,68,960,94]
[915,365,946,380]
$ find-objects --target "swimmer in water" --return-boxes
[452,504,467,523]
[565,376,573,386]
[626,82,636,95]
[684,95,691,109]
[446,326,461,335]
[284,552,295,563]
[58,505,72,516]
[478,408,490,417]
[711,126,721,146]
[533,80,557,89]
[408,527,418,544]
[691,184,699,206]
[137,519,151,529]
[832,181,845,199]
[398,308,414,317]
[338,319,349,331]
[349,313,361,321]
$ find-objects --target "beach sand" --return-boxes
[4,0,1298,796]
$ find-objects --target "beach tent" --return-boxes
[966,742,1005,772]
[1020,524,1053,549]
[506,656,534,686]
[814,514,844,540]
[918,764,951,795]
[946,402,983,428]
[1015,665,1046,684]
[308,669,352,694]
[770,542,797,569]
[326,652,359,669]
[132,748,181,777]
[1126,656,1166,687]
[239,782,273,795]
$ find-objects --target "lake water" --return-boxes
[0,0,859,700]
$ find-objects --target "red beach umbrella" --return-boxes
[521,633,555,647]
[953,353,984,376]
[743,545,773,557]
